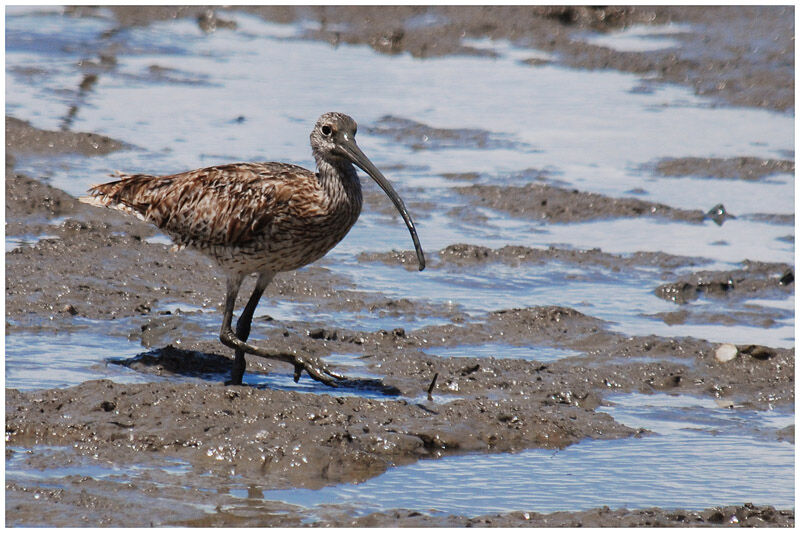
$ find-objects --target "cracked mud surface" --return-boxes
[6,5,794,528]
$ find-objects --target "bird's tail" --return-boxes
[78,172,161,221]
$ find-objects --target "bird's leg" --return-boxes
[219,274,345,386]
[229,272,273,385]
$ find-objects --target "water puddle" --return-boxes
[259,392,794,517]
[584,23,692,52]
[336,253,793,348]
[5,233,59,252]
[7,10,792,205]
[5,330,152,390]
[6,445,193,483]
[598,392,794,437]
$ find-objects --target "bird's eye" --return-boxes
[321,125,332,136]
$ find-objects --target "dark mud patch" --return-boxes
[366,115,533,152]
[6,116,128,157]
[5,378,635,490]
[309,306,795,409]
[320,504,795,527]
[458,183,707,223]
[434,243,709,271]
[652,156,795,181]
[655,260,794,304]
[6,172,79,220]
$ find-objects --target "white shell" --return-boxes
[715,343,738,363]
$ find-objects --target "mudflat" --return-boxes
[6,6,794,527]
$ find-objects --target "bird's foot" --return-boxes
[220,331,347,387]
[292,355,346,387]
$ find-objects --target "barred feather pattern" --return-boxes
[83,160,363,277]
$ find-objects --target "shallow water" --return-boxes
[6,330,150,390]
[583,23,693,53]
[259,392,794,516]
[5,7,795,523]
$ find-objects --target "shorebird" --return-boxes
[80,112,425,386]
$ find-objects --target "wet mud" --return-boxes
[6,5,795,528]
[653,156,795,181]
[655,261,794,304]
[317,504,795,528]
[5,116,128,158]
[363,242,710,272]
[459,182,708,223]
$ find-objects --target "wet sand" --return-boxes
[5,5,795,527]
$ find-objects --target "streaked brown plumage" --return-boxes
[80,112,425,386]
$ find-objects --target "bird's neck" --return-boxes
[315,156,363,210]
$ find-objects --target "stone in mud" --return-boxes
[715,343,738,363]
[705,203,734,226]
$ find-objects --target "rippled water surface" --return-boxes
[5,7,795,523]
[259,393,794,516]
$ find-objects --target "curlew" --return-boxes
[80,112,425,386]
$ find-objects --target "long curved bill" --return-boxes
[339,136,426,271]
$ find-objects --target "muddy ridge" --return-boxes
[317,504,795,528]
[655,260,794,304]
[6,116,128,157]
[367,115,533,152]
[5,378,636,490]
[459,182,708,223]
[653,156,795,181]
[361,242,711,271]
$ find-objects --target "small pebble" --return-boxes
[715,343,738,362]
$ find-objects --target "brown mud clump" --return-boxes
[656,261,794,304]
[321,504,795,528]
[653,156,795,181]
[459,183,707,223]
[6,379,634,489]
[6,116,128,157]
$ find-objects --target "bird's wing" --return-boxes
[84,162,319,248]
